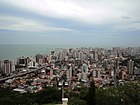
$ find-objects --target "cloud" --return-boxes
[122,16,131,19]
[0,16,72,32]
[0,0,140,47]
[1,0,140,24]
[111,21,140,32]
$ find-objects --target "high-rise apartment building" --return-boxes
[35,54,44,64]
[17,56,30,66]
[0,60,3,71]
[66,65,72,80]
[3,60,12,74]
[128,59,134,75]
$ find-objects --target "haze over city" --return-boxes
[0,0,140,47]
[1,1,140,105]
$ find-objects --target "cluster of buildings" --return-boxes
[0,47,140,93]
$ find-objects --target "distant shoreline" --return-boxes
[0,44,140,61]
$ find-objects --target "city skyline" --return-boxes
[0,0,140,47]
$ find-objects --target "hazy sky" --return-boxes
[0,0,140,47]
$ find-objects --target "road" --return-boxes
[0,69,38,82]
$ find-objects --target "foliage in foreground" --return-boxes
[68,97,86,105]
[0,82,140,105]
[0,87,61,105]
[67,82,140,105]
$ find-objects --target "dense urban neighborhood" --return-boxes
[0,47,140,105]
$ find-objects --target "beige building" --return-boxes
[128,59,134,75]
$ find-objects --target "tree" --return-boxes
[87,79,96,105]
[68,97,86,105]
[35,87,61,104]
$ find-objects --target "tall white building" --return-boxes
[128,59,134,75]
[78,51,83,60]
[81,72,88,82]
[66,66,72,80]
[11,60,15,72]
[134,67,140,75]
[3,60,12,74]
[35,54,44,65]
[82,63,88,73]
[77,72,82,81]
[92,68,102,78]
[28,57,38,68]
[58,51,64,61]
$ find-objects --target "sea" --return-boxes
[0,45,57,61]
[0,44,84,61]
[0,44,112,61]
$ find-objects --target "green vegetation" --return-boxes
[67,82,140,105]
[0,87,61,105]
[68,97,86,105]
[43,104,59,105]
[0,82,140,105]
